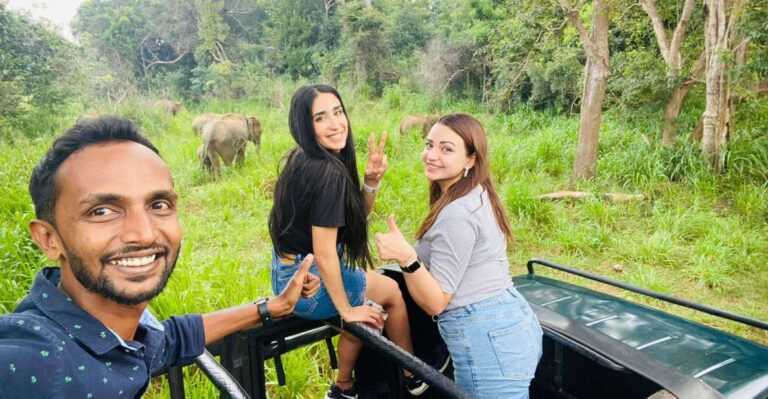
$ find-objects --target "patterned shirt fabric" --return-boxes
[0,267,205,399]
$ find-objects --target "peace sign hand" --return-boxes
[364,132,388,187]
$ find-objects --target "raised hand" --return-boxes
[302,269,320,298]
[364,131,388,187]
[271,254,315,318]
[374,214,417,266]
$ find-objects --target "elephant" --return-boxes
[398,114,440,136]
[192,113,222,135]
[201,114,262,177]
[154,100,183,116]
[197,144,213,172]
[76,112,102,124]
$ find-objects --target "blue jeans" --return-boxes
[437,286,543,399]
[271,248,366,320]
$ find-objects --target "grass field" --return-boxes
[1,86,767,397]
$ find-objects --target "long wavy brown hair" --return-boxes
[416,114,512,243]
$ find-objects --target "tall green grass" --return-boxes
[1,87,767,397]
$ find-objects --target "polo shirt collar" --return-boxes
[25,267,145,356]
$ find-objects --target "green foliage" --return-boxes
[726,98,768,185]
[338,2,396,96]
[262,0,330,79]
[389,3,430,55]
[3,0,768,395]
[527,48,583,111]
[607,49,667,110]
[0,5,79,138]
[0,140,46,312]
[195,0,230,61]
[505,184,555,227]
[2,92,768,398]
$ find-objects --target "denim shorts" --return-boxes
[270,248,366,320]
[437,285,543,399]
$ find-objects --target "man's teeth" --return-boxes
[109,255,157,267]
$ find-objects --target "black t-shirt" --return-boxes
[273,153,347,256]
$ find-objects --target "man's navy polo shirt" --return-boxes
[0,267,205,398]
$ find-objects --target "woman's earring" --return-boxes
[463,167,469,178]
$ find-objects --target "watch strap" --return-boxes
[400,259,422,273]
[256,298,273,327]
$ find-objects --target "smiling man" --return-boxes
[0,116,319,398]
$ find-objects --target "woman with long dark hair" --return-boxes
[375,114,543,398]
[269,85,426,398]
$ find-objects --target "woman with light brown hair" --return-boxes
[375,113,543,398]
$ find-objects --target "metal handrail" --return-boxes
[194,349,250,399]
[526,258,768,331]
[326,320,472,399]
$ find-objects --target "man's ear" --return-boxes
[29,219,64,261]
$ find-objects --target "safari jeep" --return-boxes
[162,258,768,399]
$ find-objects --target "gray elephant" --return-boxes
[201,114,262,177]
[399,114,440,136]
[192,113,221,135]
[154,100,183,116]
[75,112,102,124]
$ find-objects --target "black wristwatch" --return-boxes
[400,258,422,274]
[256,298,273,327]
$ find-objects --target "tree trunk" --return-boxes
[662,85,689,147]
[573,57,610,179]
[641,0,702,148]
[701,0,743,172]
[662,57,705,147]
[562,0,612,180]
[689,116,704,143]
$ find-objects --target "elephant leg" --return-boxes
[203,154,213,172]
[209,151,222,178]
[198,145,213,173]
[222,151,235,166]
[235,145,246,166]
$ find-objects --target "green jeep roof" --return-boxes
[512,273,768,398]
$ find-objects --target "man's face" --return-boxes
[49,141,181,305]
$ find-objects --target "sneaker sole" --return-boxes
[408,382,429,396]
[437,354,451,373]
[325,393,357,399]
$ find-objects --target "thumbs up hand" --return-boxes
[374,214,418,266]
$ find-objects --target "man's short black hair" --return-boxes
[29,116,160,224]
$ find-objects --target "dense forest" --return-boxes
[3,0,767,178]
[2,1,767,395]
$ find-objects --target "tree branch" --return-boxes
[669,0,696,65]
[143,50,189,73]
[686,51,707,85]
[556,0,600,59]
[639,0,671,64]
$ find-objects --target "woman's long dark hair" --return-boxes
[269,85,373,269]
[416,114,513,244]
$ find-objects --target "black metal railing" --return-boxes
[163,314,469,399]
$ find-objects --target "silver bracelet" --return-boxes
[362,180,381,194]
